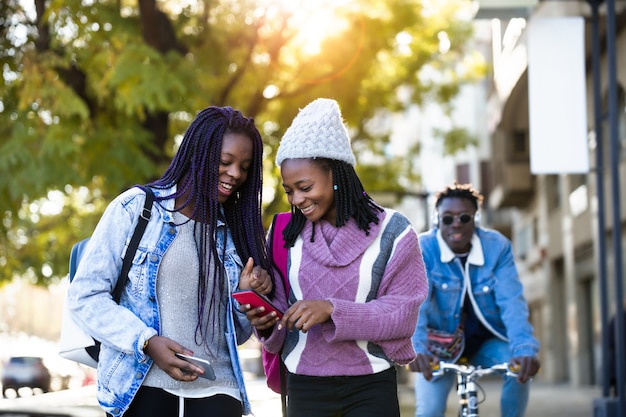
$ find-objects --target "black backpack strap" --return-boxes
[111,185,154,303]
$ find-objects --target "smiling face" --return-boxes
[217,132,254,204]
[437,197,477,254]
[280,158,336,225]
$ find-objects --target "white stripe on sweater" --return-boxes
[284,234,307,372]
[357,209,409,373]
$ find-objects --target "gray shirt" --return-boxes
[143,212,237,392]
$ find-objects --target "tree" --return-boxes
[0,0,484,286]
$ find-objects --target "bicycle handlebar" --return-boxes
[432,361,520,380]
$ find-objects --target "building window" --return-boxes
[508,129,529,162]
[568,174,588,217]
[513,130,527,153]
[569,184,588,217]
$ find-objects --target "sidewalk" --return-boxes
[0,373,604,417]
[248,373,603,417]
[398,374,602,417]
[247,377,602,417]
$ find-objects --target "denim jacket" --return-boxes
[67,186,253,416]
[412,227,539,359]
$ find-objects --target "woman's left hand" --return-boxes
[238,257,272,295]
[239,303,280,330]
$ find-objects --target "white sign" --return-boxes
[527,17,589,174]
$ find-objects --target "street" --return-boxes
[0,372,281,417]
[0,372,604,417]
[399,373,603,417]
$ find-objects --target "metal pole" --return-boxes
[605,0,625,415]
[588,0,611,399]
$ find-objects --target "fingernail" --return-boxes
[277,323,283,330]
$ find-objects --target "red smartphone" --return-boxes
[232,290,283,318]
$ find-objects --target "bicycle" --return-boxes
[431,361,520,417]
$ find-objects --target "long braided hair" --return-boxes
[148,106,269,349]
[282,158,383,247]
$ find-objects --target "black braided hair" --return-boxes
[434,181,484,210]
[147,106,269,351]
[282,158,383,247]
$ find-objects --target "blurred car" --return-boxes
[1,356,51,397]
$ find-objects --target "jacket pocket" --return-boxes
[124,247,149,298]
[471,275,498,317]
[429,272,462,329]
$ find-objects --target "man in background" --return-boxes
[410,182,540,417]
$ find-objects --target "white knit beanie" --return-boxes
[276,98,356,167]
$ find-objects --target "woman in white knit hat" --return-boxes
[241,98,429,417]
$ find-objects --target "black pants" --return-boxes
[287,367,400,417]
[116,386,242,417]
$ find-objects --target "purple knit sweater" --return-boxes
[263,208,428,377]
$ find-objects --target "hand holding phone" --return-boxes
[175,353,216,380]
[232,290,283,318]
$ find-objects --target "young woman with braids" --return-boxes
[68,106,272,417]
[241,98,428,417]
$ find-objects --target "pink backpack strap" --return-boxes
[271,212,291,294]
[267,211,292,405]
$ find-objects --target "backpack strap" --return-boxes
[111,185,154,303]
[269,211,291,415]
[271,212,292,294]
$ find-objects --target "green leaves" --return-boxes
[108,46,190,117]
[0,0,484,286]
[434,127,479,155]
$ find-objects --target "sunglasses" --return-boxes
[441,213,473,225]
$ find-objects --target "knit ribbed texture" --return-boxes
[276,98,356,167]
[278,209,428,377]
[143,212,237,391]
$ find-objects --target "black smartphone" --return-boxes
[175,353,216,380]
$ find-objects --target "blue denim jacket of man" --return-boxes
[67,185,253,417]
[412,227,539,359]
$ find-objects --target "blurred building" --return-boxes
[465,0,626,390]
[391,0,625,395]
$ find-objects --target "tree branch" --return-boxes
[138,0,187,54]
